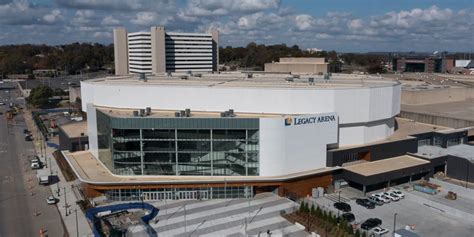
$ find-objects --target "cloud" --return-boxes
[101,15,120,26]
[0,1,472,52]
[180,0,280,17]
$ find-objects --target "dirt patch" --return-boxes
[53,150,77,182]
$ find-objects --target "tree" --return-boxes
[354,229,361,237]
[27,85,53,107]
[310,204,316,215]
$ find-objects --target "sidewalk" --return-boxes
[24,109,93,237]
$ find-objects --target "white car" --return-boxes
[46,196,58,205]
[385,192,400,201]
[371,226,389,235]
[372,193,390,203]
[389,190,405,199]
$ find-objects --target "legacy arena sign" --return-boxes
[285,114,336,126]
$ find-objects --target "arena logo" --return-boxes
[285,115,336,126]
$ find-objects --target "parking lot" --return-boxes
[310,186,474,237]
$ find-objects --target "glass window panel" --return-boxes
[213,130,246,140]
[113,141,141,151]
[178,130,210,139]
[142,129,175,139]
[178,141,210,151]
[143,141,175,151]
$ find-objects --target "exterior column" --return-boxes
[363,185,366,196]
[140,129,144,175]
[113,27,129,75]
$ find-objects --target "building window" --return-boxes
[447,137,462,147]
[433,137,442,147]
[418,139,430,147]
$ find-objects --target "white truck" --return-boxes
[37,170,50,185]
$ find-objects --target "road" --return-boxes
[0,84,64,237]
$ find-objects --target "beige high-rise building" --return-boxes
[264,57,328,74]
[113,26,219,75]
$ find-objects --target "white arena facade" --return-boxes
[67,72,401,201]
[81,73,400,147]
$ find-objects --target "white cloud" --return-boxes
[294,14,313,31]
[180,0,280,17]
[131,11,158,26]
[93,31,112,38]
[43,9,62,24]
[101,15,120,26]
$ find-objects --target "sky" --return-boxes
[0,0,473,52]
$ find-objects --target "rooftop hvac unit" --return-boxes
[175,112,181,117]
[194,73,202,77]
[228,109,234,117]
[285,77,294,82]
[146,107,151,116]
[139,109,146,117]
[220,112,226,117]
[180,110,186,117]
[166,71,172,77]
[292,74,300,79]
[187,70,192,75]
[247,73,253,78]
[185,108,191,117]
[308,77,315,85]
[133,111,139,117]
[180,75,188,80]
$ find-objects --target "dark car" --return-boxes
[24,134,33,141]
[361,218,382,230]
[356,198,375,209]
[337,212,355,223]
[23,129,30,134]
[333,202,351,212]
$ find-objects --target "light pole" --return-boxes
[184,204,187,235]
[393,213,398,237]
[64,187,68,216]
[74,209,79,237]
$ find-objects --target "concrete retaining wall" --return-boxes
[402,88,474,105]
[399,111,474,128]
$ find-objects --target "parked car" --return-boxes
[46,196,58,205]
[368,196,384,206]
[372,193,390,203]
[0,102,5,105]
[386,192,400,201]
[31,161,42,169]
[389,190,405,199]
[334,202,351,212]
[337,212,355,223]
[23,129,30,134]
[361,218,382,230]
[371,226,389,235]
[356,198,375,209]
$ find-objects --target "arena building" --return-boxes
[58,73,407,201]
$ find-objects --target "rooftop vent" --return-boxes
[194,73,202,78]
[180,75,188,80]
[285,77,294,82]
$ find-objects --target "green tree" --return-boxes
[354,229,361,237]
[310,204,316,215]
[27,85,53,107]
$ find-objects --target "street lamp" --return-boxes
[393,213,398,237]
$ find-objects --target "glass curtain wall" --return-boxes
[110,128,259,176]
